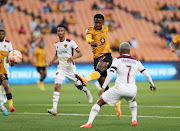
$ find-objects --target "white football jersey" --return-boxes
[111,54,145,87]
[0,39,13,69]
[54,38,78,70]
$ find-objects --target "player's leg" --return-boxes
[2,75,15,112]
[75,54,110,86]
[39,68,46,90]
[129,98,138,126]
[48,71,65,116]
[73,77,93,103]
[68,69,93,103]
[80,98,105,128]
[98,75,122,118]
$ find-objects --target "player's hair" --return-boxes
[57,24,67,30]
[94,14,104,20]
[0,29,5,34]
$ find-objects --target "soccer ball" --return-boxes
[8,50,22,63]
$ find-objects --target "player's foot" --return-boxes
[0,105,8,116]
[75,74,88,86]
[10,106,15,112]
[132,120,138,126]
[47,108,57,116]
[40,82,46,91]
[115,101,122,118]
[86,90,93,103]
[37,81,41,88]
[80,123,92,128]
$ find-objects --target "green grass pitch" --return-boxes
[1,80,180,131]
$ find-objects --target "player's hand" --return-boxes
[98,88,105,97]
[90,41,98,47]
[170,48,175,53]
[67,57,74,63]
[150,86,156,92]
[49,61,53,66]
[9,60,18,66]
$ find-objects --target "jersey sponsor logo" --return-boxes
[64,44,67,48]
[86,29,90,33]
[58,50,68,54]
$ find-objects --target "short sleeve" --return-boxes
[111,58,118,70]
[137,61,146,73]
[86,28,93,35]
[33,48,39,55]
[8,42,13,51]
[71,40,78,50]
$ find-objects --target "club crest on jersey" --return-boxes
[64,44,67,48]
[56,72,58,75]
[57,46,58,48]
[86,29,90,33]
[4,45,7,48]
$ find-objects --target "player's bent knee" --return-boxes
[76,85,83,90]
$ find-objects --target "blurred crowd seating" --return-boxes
[0,0,179,63]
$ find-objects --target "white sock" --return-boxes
[87,104,100,124]
[94,81,101,90]
[53,91,60,111]
[82,86,88,93]
[129,101,137,122]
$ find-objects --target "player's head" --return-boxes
[119,42,130,55]
[94,14,104,30]
[57,24,66,39]
[0,29,5,41]
[38,41,44,48]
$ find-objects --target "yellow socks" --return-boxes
[8,99,13,107]
[87,71,101,81]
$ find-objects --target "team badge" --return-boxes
[86,29,90,33]
[64,44,67,48]
[57,46,58,48]
[4,45,7,48]
[56,72,58,75]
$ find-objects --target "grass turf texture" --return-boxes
[1,80,180,131]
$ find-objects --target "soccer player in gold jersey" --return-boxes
[0,29,15,114]
[33,41,47,90]
[76,14,122,118]
[170,34,180,59]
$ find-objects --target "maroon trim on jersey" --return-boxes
[117,55,138,61]
[5,40,10,43]
[55,40,59,44]
[111,66,117,70]
[140,69,146,73]
[74,47,78,50]
[66,38,71,42]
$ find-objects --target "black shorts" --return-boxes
[36,67,46,72]
[94,53,112,77]
[0,73,8,81]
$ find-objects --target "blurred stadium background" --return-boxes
[0,0,180,83]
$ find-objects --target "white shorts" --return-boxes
[54,69,77,85]
[102,86,136,106]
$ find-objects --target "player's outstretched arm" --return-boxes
[67,48,82,63]
[169,41,175,52]
[141,70,156,92]
[49,51,58,66]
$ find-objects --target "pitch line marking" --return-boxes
[13,104,180,108]
[11,112,180,119]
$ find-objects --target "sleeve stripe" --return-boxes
[111,66,117,70]
[140,69,146,73]
[75,47,78,50]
